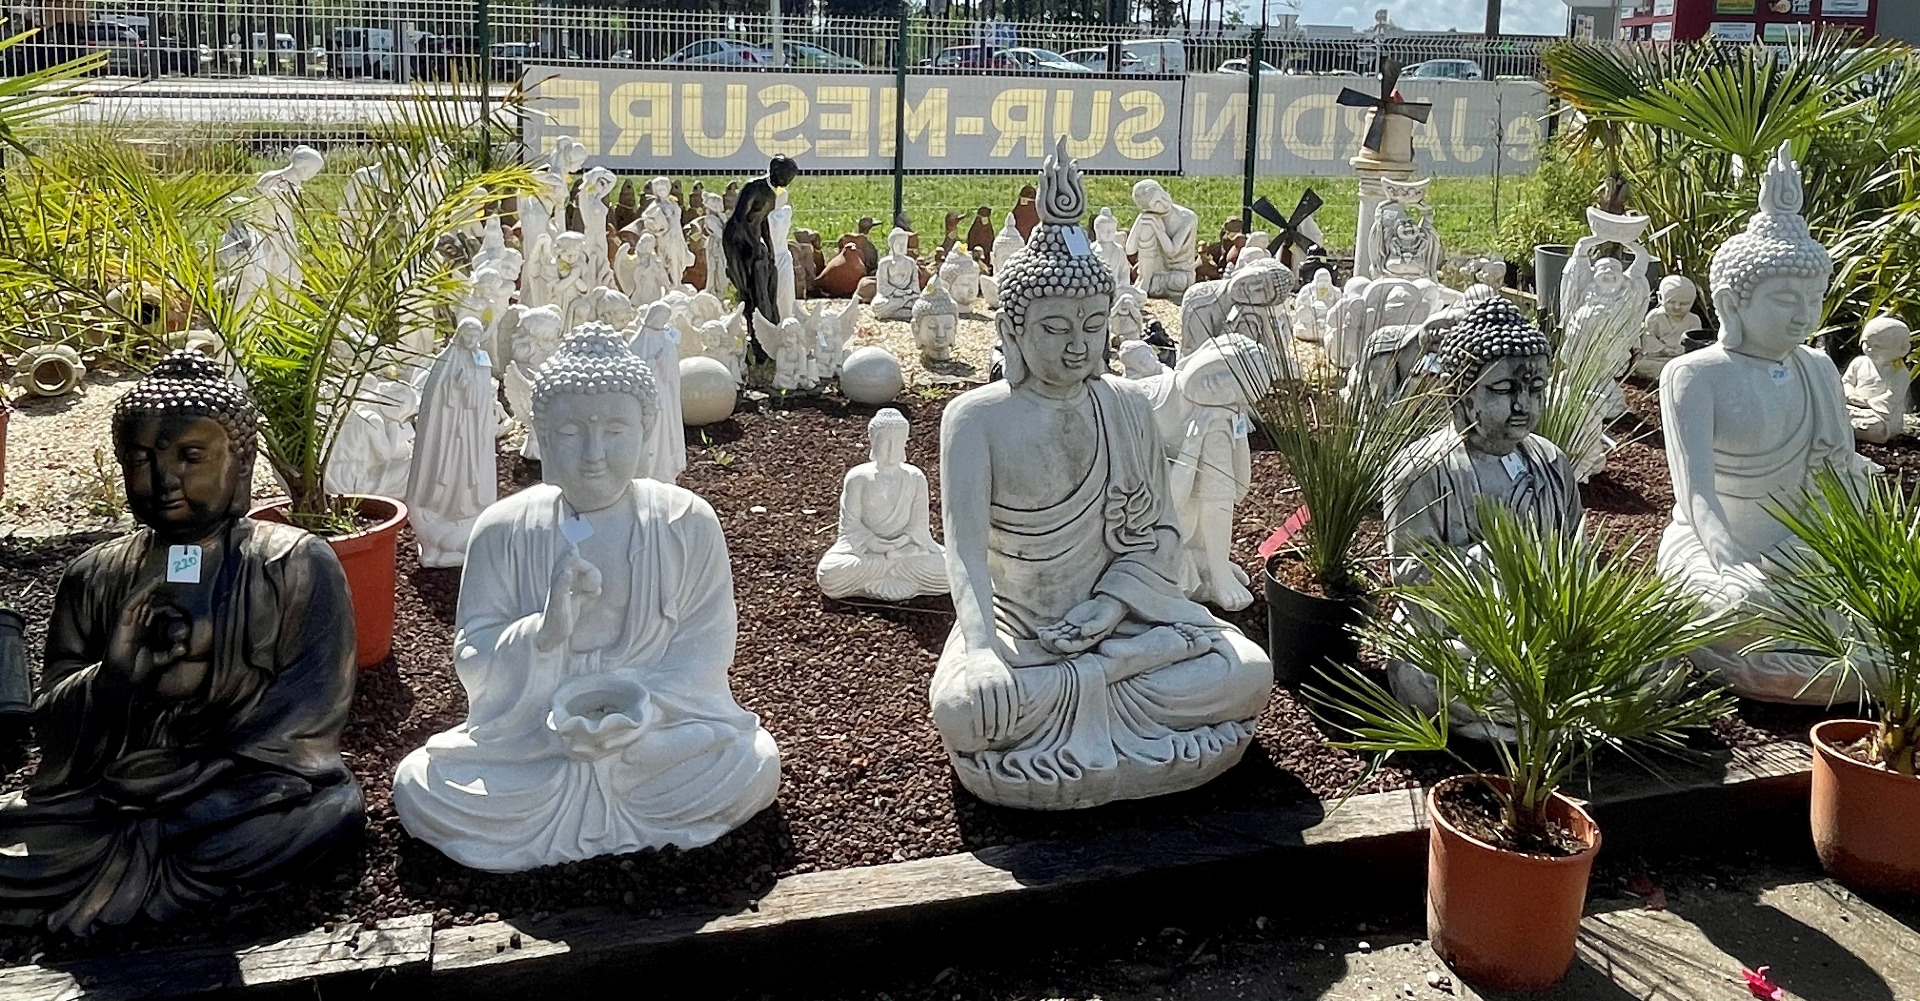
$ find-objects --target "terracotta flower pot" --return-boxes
[1811,718,1920,896]
[1427,774,1601,992]
[250,495,407,670]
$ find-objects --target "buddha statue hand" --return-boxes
[1037,594,1127,655]
[106,586,190,691]
[537,548,603,652]
[954,647,1020,746]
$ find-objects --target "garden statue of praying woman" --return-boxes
[0,352,361,935]
[929,138,1271,812]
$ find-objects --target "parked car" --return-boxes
[489,41,580,79]
[1062,46,1143,72]
[926,44,1014,70]
[1403,58,1484,80]
[779,41,861,69]
[660,38,770,67]
[85,22,149,76]
[1215,57,1284,75]
[998,46,1091,72]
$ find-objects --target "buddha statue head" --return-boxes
[997,138,1114,389]
[1658,274,1699,320]
[885,227,911,260]
[531,323,659,513]
[912,276,960,359]
[1438,299,1553,458]
[1094,207,1121,243]
[113,350,259,543]
[868,408,910,469]
[1132,178,1172,215]
[1709,142,1832,359]
[1862,315,1914,364]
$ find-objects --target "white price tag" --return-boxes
[166,545,203,584]
[473,349,492,368]
[1500,452,1528,481]
[561,516,594,546]
[1063,226,1091,258]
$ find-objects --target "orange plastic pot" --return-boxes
[1426,775,1600,993]
[250,495,407,670]
[1811,718,1920,896]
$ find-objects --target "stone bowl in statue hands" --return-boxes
[1584,206,1651,245]
[548,674,656,762]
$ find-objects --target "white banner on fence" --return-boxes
[522,65,1547,178]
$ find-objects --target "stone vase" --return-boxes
[1426,775,1600,993]
[251,495,408,670]
[1532,244,1571,327]
[1811,718,1920,896]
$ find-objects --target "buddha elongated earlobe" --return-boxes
[1713,290,1745,351]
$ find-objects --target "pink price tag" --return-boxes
[1258,507,1312,559]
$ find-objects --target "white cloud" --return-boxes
[1291,0,1567,35]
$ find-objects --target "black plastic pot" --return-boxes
[0,607,32,748]
[1263,558,1372,689]
[1533,244,1571,328]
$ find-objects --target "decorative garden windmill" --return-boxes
[1336,60,1433,165]
[1251,188,1328,274]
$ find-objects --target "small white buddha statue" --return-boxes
[1658,143,1875,704]
[1291,268,1340,344]
[871,228,922,321]
[1636,274,1703,381]
[1118,339,1166,380]
[1093,207,1132,290]
[1844,315,1914,444]
[815,409,948,602]
[912,276,961,363]
[992,212,1027,276]
[1108,286,1145,349]
[409,317,500,568]
[938,248,991,315]
[392,324,780,872]
[1126,179,1199,300]
[930,138,1271,811]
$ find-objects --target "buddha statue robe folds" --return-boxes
[0,352,360,935]
[930,139,1272,812]
[393,325,778,872]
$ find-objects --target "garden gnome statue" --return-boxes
[912,275,961,363]
[1382,299,1582,741]
[1636,274,1703,380]
[0,352,361,934]
[1168,335,1268,611]
[410,317,500,568]
[1844,315,1914,444]
[1093,207,1131,290]
[724,155,800,329]
[871,227,923,321]
[1127,179,1199,300]
[392,325,781,872]
[929,137,1272,811]
[1658,142,1874,704]
[628,302,688,482]
[815,409,948,602]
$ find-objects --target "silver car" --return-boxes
[1403,59,1484,81]
[660,38,770,67]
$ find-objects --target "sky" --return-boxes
[1287,0,1567,35]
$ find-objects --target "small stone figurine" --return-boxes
[1108,285,1146,349]
[1383,299,1582,739]
[992,212,1026,275]
[1291,269,1340,345]
[1168,335,1268,611]
[724,155,800,327]
[1636,274,1703,380]
[1093,208,1132,290]
[872,228,923,321]
[1844,315,1914,444]
[815,408,948,602]
[912,275,961,363]
[0,352,360,934]
[701,191,729,296]
[410,316,500,567]
[937,246,993,315]
[392,325,780,872]
[753,312,818,393]
[1117,339,1166,379]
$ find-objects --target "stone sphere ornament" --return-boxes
[839,345,906,405]
[680,355,740,426]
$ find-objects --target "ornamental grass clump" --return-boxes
[1313,504,1740,847]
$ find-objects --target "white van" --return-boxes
[332,26,395,76]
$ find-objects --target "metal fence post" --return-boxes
[1241,25,1263,232]
[891,12,908,225]
[478,0,493,169]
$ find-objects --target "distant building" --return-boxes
[1562,3,1621,39]
[1614,0,1879,43]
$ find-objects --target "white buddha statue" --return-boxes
[1126,179,1198,300]
[912,275,960,363]
[992,212,1027,276]
[872,228,922,321]
[392,324,780,872]
[1844,316,1913,445]
[1658,143,1875,705]
[409,317,500,568]
[815,409,948,602]
[1636,274,1703,381]
[930,139,1272,811]
[938,248,992,315]
[1093,207,1131,290]
[1291,268,1340,345]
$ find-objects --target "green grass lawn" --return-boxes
[660,173,1508,259]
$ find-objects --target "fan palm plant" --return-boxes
[1764,467,1920,775]
[1313,504,1739,842]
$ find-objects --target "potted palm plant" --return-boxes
[0,92,536,668]
[1246,371,1440,686]
[1764,467,1920,896]
[1314,505,1738,991]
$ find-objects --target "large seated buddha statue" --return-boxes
[1658,144,1876,704]
[929,138,1273,811]
[392,324,780,871]
[0,352,361,935]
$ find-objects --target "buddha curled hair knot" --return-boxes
[1438,299,1551,391]
[1710,142,1832,304]
[113,349,259,472]
[868,408,910,435]
[530,322,659,426]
